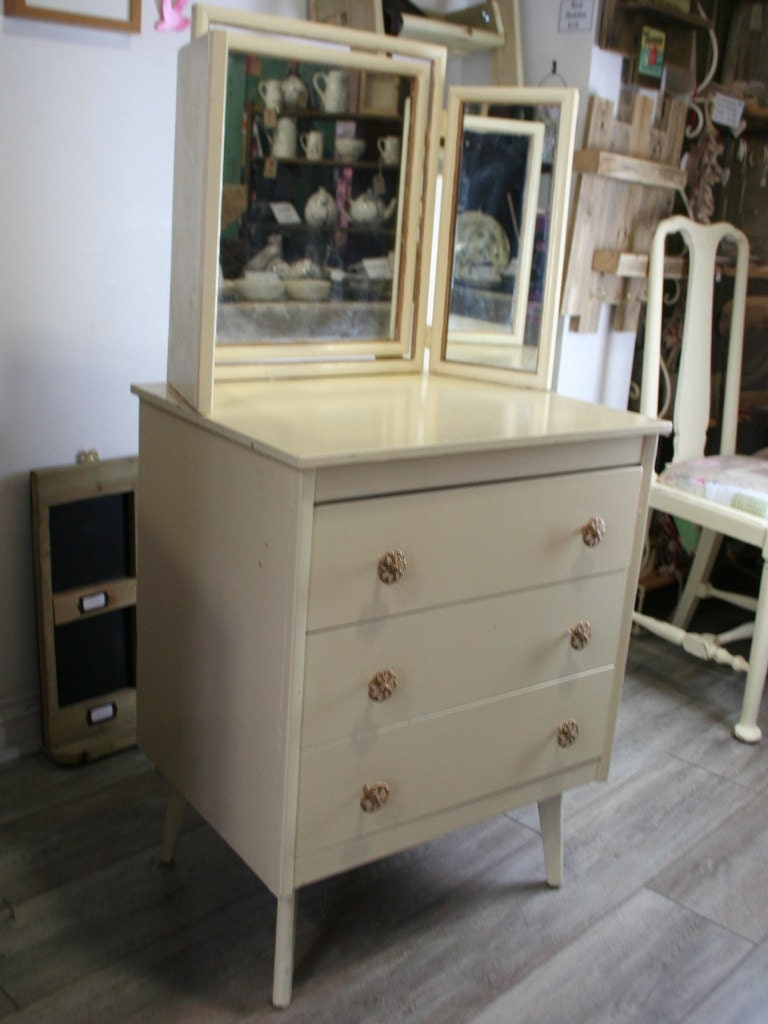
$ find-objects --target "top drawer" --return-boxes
[307,466,642,631]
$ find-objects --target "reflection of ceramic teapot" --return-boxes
[281,72,308,109]
[305,187,337,228]
[348,190,397,226]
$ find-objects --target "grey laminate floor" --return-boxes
[3,632,768,1024]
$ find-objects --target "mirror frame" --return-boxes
[431,86,578,391]
[166,10,446,414]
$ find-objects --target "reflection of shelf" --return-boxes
[256,106,403,124]
[622,0,712,29]
[398,1,505,56]
[251,156,399,171]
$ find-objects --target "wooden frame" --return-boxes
[433,86,578,391]
[4,0,140,33]
[31,456,138,764]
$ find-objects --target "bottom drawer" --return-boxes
[296,669,615,860]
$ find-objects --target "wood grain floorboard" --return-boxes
[468,888,753,1024]
[2,634,768,1023]
[649,793,768,942]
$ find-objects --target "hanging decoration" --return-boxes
[155,0,190,32]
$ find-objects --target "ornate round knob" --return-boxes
[377,549,407,584]
[581,516,606,547]
[569,620,592,650]
[557,719,580,747]
[368,669,398,701]
[360,781,390,812]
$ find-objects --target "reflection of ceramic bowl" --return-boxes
[285,278,332,301]
[238,272,286,301]
[335,137,366,161]
[284,258,323,279]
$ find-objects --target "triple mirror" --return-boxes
[166,10,576,412]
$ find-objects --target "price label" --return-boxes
[270,202,301,225]
[712,93,745,130]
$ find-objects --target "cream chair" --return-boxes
[633,215,768,742]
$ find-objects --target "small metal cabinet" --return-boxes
[30,456,137,764]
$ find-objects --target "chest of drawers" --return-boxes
[134,373,660,1007]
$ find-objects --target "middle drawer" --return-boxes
[301,571,628,748]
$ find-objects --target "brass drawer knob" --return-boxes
[377,549,407,584]
[557,719,580,747]
[581,516,606,547]
[368,669,398,701]
[360,781,390,813]
[569,619,592,650]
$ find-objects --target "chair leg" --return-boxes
[734,556,768,743]
[672,528,722,630]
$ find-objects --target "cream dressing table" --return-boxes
[133,9,665,1008]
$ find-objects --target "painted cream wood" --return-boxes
[133,373,660,1008]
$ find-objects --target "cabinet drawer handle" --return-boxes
[569,619,592,650]
[368,669,398,701]
[377,549,407,584]
[360,781,390,813]
[581,516,606,547]
[557,719,580,747]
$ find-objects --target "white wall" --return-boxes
[0,0,622,762]
[0,0,302,760]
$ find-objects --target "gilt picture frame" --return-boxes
[4,0,141,33]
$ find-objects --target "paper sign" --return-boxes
[270,202,301,225]
[712,92,745,130]
[559,0,594,32]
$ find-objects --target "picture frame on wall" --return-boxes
[4,0,141,33]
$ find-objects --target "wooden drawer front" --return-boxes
[296,670,613,858]
[302,572,627,748]
[307,467,641,631]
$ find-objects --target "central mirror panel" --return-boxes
[212,33,432,364]
[432,87,577,390]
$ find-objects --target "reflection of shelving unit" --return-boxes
[30,456,138,765]
[239,93,403,275]
[599,0,713,79]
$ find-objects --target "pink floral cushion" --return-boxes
[659,454,768,519]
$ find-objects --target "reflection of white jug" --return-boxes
[300,130,324,161]
[258,78,282,111]
[377,134,400,166]
[349,189,397,226]
[313,69,350,113]
[268,117,297,159]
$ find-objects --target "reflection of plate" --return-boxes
[453,212,510,284]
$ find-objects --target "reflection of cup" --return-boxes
[313,69,350,113]
[377,135,400,165]
[300,130,324,161]
[268,117,297,159]
[259,78,282,111]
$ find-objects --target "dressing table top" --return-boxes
[133,376,665,471]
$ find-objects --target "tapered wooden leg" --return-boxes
[159,784,188,865]
[272,892,297,1009]
[537,794,563,888]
